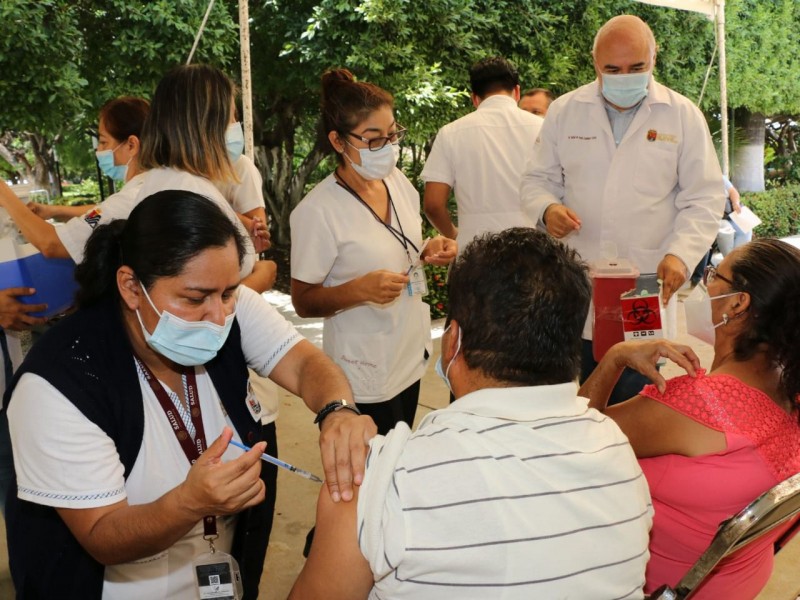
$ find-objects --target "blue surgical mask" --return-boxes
[95,142,128,181]
[346,141,399,181]
[435,325,462,393]
[226,122,245,163]
[601,71,650,108]
[136,283,235,366]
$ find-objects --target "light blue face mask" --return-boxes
[226,122,245,163]
[601,71,650,108]
[136,283,235,367]
[435,325,462,393]
[95,142,128,181]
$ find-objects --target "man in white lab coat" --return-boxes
[521,14,724,404]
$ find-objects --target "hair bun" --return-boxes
[321,68,355,94]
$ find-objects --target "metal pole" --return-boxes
[239,0,254,159]
[716,0,729,176]
[187,0,216,65]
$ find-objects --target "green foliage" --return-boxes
[744,186,800,238]
[60,178,101,205]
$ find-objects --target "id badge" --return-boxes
[245,380,263,422]
[407,265,428,296]
[193,551,243,600]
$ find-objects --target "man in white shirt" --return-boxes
[422,57,543,252]
[520,15,725,404]
[290,228,653,600]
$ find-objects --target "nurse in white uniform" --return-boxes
[290,69,456,434]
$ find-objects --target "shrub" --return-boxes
[744,185,800,239]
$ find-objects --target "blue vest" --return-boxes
[4,298,268,599]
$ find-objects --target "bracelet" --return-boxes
[313,399,361,428]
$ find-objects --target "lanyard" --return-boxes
[134,355,220,540]
[335,172,419,263]
[134,356,207,464]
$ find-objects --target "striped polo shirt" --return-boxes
[357,383,653,599]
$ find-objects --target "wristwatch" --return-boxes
[313,399,361,428]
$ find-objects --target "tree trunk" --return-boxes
[731,108,765,192]
[0,132,35,183]
[27,132,57,194]
[254,105,327,246]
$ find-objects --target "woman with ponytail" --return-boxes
[4,191,371,599]
[581,238,800,599]
[290,69,457,435]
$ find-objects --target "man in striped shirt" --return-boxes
[290,228,653,599]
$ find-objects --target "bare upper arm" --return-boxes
[423,182,451,212]
[289,486,373,600]
[605,395,727,458]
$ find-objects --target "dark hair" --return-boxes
[320,68,393,162]
[521,88,555,104]
[139,64,237,182]
[75,191,247,307]
[447,228,591,385]
[728,238,800,411]
[99,96,150,142]
[469,57,520,98]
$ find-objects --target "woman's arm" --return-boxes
[0,180,70,258]
[31,202,97,221]
[56,428,265,565]
[579,340,723,458]
[290,272,409,319]
[240,259,277,293]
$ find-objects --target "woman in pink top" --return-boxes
[580,238,800,599]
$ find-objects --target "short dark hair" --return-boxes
[447,228,591,385]
[728,238,800,411]
[469,56,520,99]
[75,191,247,307]
[521,88,555,104]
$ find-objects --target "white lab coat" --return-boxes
[521,79,725,338]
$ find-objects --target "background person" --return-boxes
[520,14,725,404]
[422,56,543,252]
[0,97,149,263]
[580,238,800,599]
[137,63,275,293]
[4,192,374,598]
[518,87,554,116]
[289,228,653,600]
[290,68,456,436]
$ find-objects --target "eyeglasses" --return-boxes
[703,265,735,287]
[347,127,407,151]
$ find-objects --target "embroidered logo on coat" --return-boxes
[647,129,657,142]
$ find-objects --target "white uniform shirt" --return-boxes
[8,286,300,599]
[56,173,147,263]
[421,94,543,251]
[520,80,725,338]
[137,168,256,280]
[214,155,265,215]
[358,384,653,599]
[290,171,431,403]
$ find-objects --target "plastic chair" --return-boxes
[648,471,800,600]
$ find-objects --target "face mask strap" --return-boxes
[445,326,463,382]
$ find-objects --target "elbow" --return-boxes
[39,240,67,259]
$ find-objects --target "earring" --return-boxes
[721,313,729,325]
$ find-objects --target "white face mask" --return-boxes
[346,142,399,181]
[683,285,738,345]
[601,71,650,108]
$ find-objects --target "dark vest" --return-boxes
[4,299,269,599]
